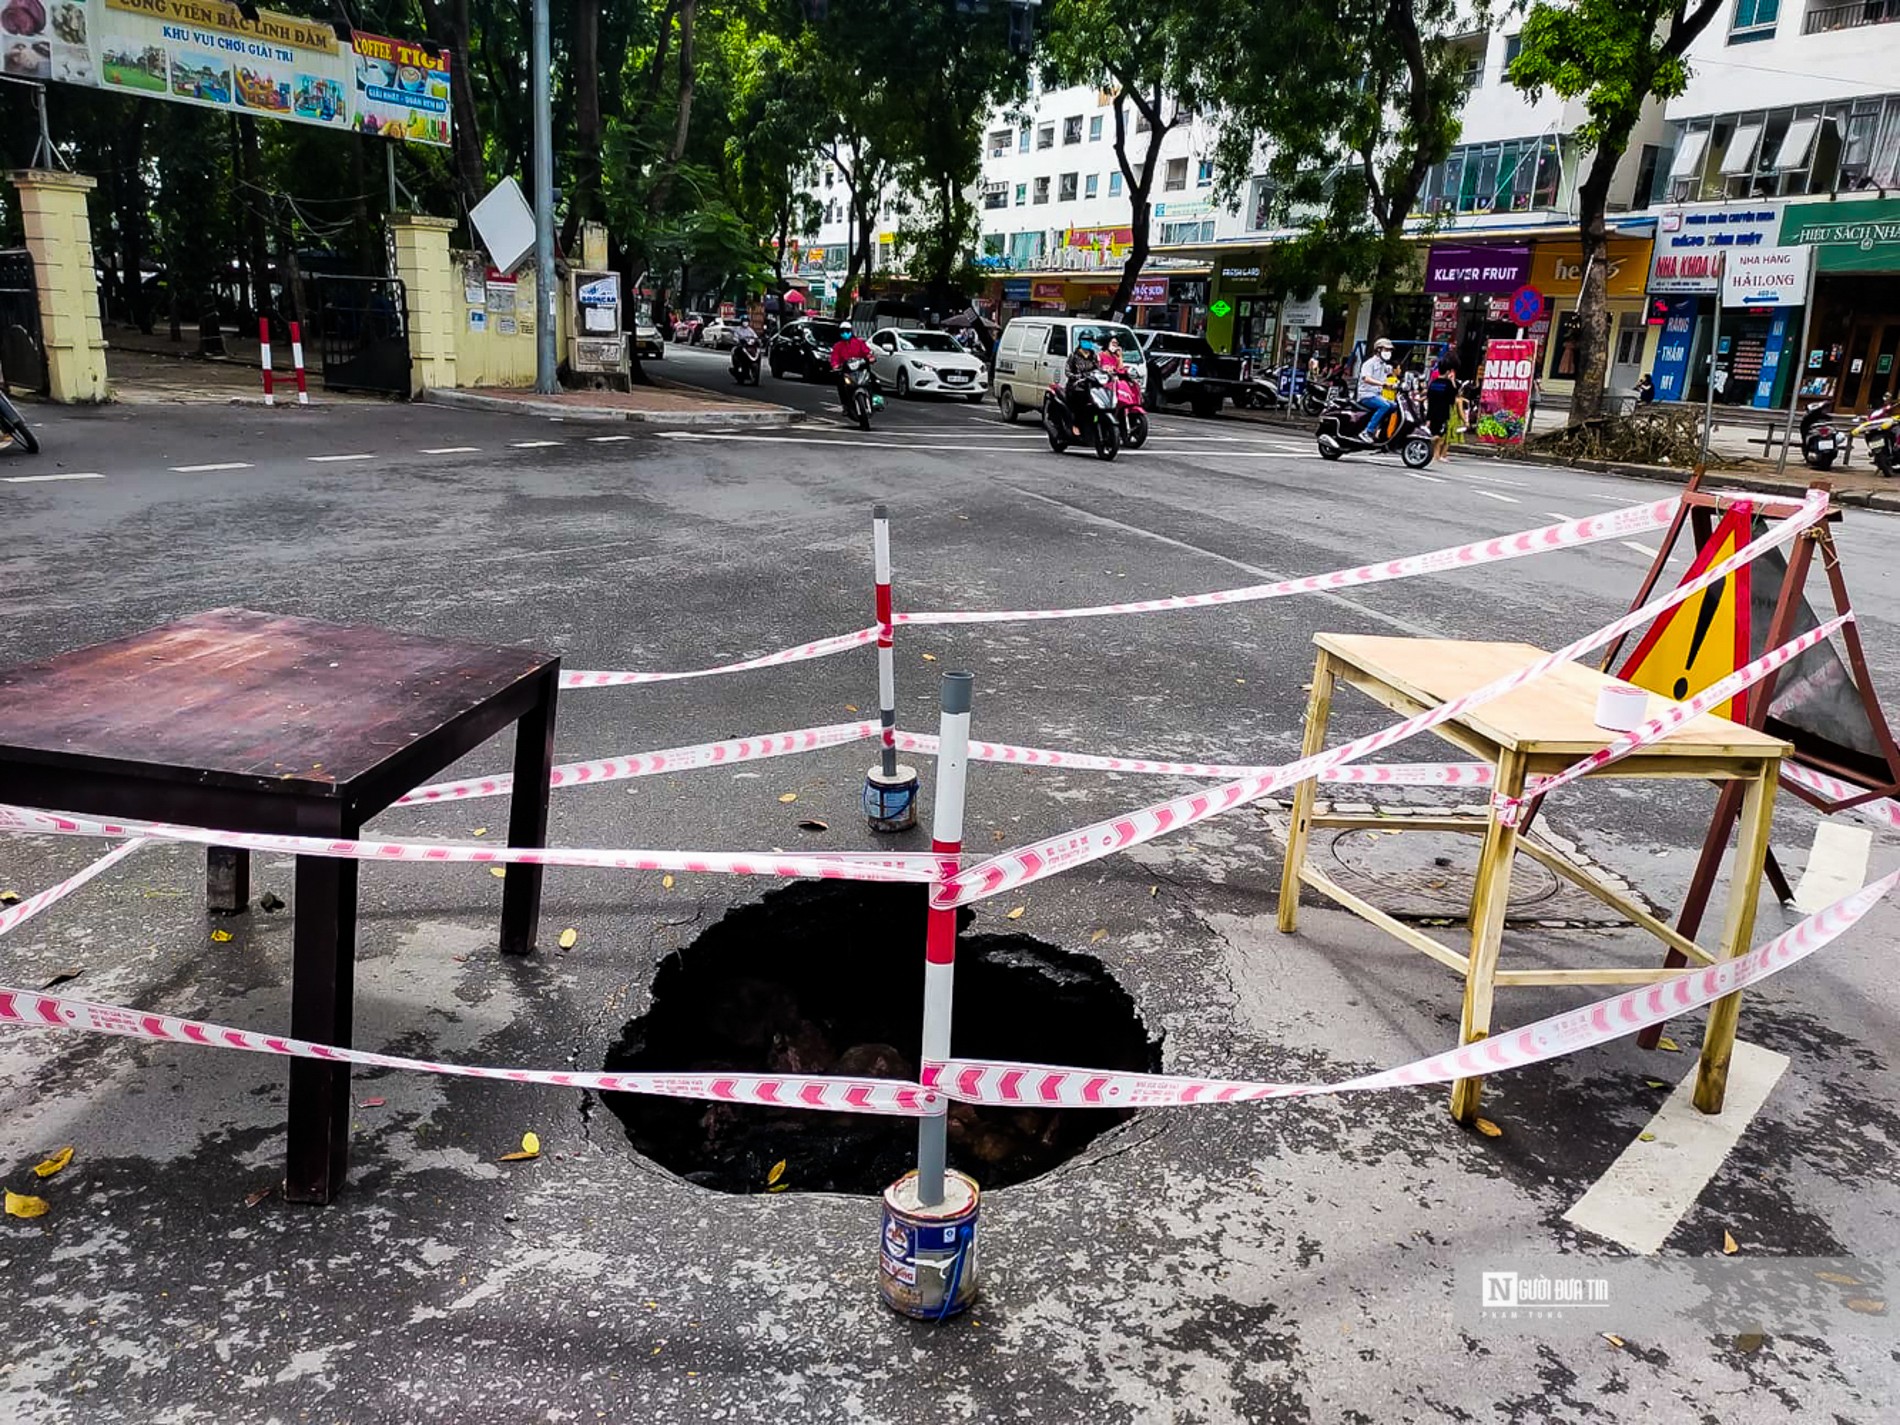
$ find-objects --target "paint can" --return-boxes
[863,764,919,832]
[877,1169,979,1320]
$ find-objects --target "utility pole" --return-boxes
[532,0,557,394]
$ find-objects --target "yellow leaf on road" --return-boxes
[662,874,675,889]
[921,653,937,662]
[1005,906,1026,920]
[210,929,233,942]
[1602,1333,1625,1349]
[1844,1298,1887,1315]
[1090,929,1108,944]
[32,1147,73,1178]
[767,1182,789,1193]
[499,1131,542,1162]
[558,928,578,950]
[490,866,506,879]
[1723,1230,1739,1255]
[1474,1118,1503,1138]
[1816,1270,1862,1286]
[845,705,860,713]
[778,793,798,803]
[472,827,487,837]
[766,1160,786,1186]
[4,1191,48,1219]
[1657,1036,1682,1053]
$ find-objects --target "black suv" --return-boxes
[767,318,844,381]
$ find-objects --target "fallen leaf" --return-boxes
[209,929,233,943]
[359,1097,386,1109]
[992,831,1005,843]
[766,1183,789,1193]
[1474,1118,1503,1138]
[32,1147,73,1178]
[766,1160,786,1186]
[662,874,675,889]
[1090,929,1109,944]
[4,1190,48,1219]
[490,866,506,879]
[0,890,17,904]
[778,793,798,804]
[499,1131,542,1162]
[1638,1132,1657,1143]
[798,819,829,832]
[1734,1332,1766,1354]
[472,827,487,837]
[558,927,579,950]
[1816,1270,1862,1286]
[1723,1230,1739,1255]
[1005,906,1026,920]
[1149,885,1159,898]
[1844,1298,1887,1316]
[1235,678,1247,686]
[1643,1078,1668,1089]
[244,1186,273,1207]
[1602,1333,1625,1349]
[1657,1036,1682,1053]
[845,704,860,713]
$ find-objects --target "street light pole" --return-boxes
[531,0,557,395]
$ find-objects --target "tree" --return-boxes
[1510,0,1725,421]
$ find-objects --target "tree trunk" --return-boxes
[1569,146,1619,422]
[646,0,697,215]
[235,116,271,321]
[1108,88,1170,320]
[417,0,487,208]
[561,0,602,250]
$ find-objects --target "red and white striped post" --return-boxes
[916,669,972,1206]
[258,318,275,406]
[864,504,918,830]
[289,321,309,405]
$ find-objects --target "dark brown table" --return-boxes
[0,609,559,1203]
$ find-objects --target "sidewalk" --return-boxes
[424,384,800,426]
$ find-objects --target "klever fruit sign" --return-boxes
[1473,339,1537,445]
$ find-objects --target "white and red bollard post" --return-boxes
[289,321,309,405]
[916,669,971,1203]
[258,317,274,406]
[864,504,919,830]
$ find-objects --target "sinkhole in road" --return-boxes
[602,881,1161,1196]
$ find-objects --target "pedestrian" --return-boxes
[1428,352,1459,464]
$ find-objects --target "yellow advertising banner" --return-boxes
[1530,237,1653,300]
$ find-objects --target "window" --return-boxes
[1037,123,1055,150]
[1503,33,1522,74]
[1774,116,1822,170]
[1164,157,1188,191]
[823,169,833,189]
[1668,129,1711,181]
[1033,176,1050,204]
[1058,172,1078,202]
[1047,326,1068,357]
[982,233,1004,258]
[1015,183,1027,206]
[1109,171,1124,197]
[1089,115,1103,141]
[1730,0,1779,40]
[988,129,1012,159]
[1062,115,1083,145]
[1634,144,1662,207]
[1805,0,1900,33]
[1248,177,1277,230]
[1019,124,1031,154]
[1135,111,1152,134]
[983,182,1008,211]
[1196,159,1214,188]
[1159,218,1215,244]
[1415,136,1563,215]
[1084,173,1099,199]
[1721,121,1764,174]
[1462,48,1484,90]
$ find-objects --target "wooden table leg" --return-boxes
[502,668,559,957]
[285,804,358,1204]
[206,847,250,913]
[1450,748,1526,1123]
[1278,650,1336,935]
[1637,778,1745,1050]
[1695,765,1778,1115]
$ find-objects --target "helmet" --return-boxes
[1374,338,1394,355]
[840,321,853,336]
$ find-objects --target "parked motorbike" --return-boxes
[836,356,878,430]
[1236,359,1285,411]
[1315,375,1434,469]
[0,387,37,454]
[1104,364,1149,449]
[1851,398,1897,478]
[1043,370,1121,461]
[1799,400,1840,471]
[731,334,762,386]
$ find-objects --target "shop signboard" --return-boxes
[1779,196,1900,273]
[1424,245,1530,294]
[1721,244,1812,308]
[1065,226,1132,252]
[1031,280,1066,302]
[9,0,449,145]
[1129,277,1169,305]
[1474,338,1538,445]
[1281,289,1324,327]
[1649,298,1697,401]
[1649,202,1782,293]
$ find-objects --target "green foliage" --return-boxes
[1509,0,1694,154]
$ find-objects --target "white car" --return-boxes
[699,317,740,350]
[867,328,987,400]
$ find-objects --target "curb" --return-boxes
[422,387,802,426]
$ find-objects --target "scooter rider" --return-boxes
[1357,337,1398,439]
[829,320,876,403]
[730,312,760,375]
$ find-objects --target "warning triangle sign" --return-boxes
[1616,508,1753,721]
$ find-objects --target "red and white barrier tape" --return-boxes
[398,721,880,804]
[933,493,1825,907]
[0,804,942,884]
[929,867,1898,1107]
[1493,615,1854,827]
[0,838,151,939]
[561,626,880,688]
[1784,763,1900,831]
[897,499,1679,626]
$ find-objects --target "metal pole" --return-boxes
[1700,296,1724,467]
[531,0,557,395]
[873,505,898,780]
[386,144,398,218]
[1774,258,1820,480]
[916,670,972,1209]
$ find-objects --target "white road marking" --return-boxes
[1404,471,1447,483]
[308,453,374,463]
[1621,541,1661,557]
[421,446,482,455]
[1544,511,1575,521]
[2,471,103,483]
[171,461,253,472]
[1562,1040,1788,1255]
[587,435,634,442]
[1791,822,1875,914]
[512,440,563,448]
[1473,489,1520,503]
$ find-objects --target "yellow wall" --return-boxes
[10,169,109,403]
[449,254,571,389]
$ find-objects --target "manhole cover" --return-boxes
[602,881,1160,1196]
[1321,824,1650,926]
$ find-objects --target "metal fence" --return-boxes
[313,275,412,398]
[0,248,47,397]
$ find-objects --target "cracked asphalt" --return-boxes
[0,379,1897,1422]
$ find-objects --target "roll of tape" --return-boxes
[1595,683,1651,732]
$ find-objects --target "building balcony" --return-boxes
[1804,0,1898,32]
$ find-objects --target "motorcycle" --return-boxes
[1799,400,1840,471]
[1102,363,1149,449]
[836,356,879,430]
[1043,369,1121,461]
[1315,374,1434,469]
[731,334,763,386]
[1236,358,1285,411]
[0,387,37,454]
[1851,397,1897,477]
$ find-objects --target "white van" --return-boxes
[990,316,1147,423]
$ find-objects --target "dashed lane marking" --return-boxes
[1545,511,1575,521]
[512,440,564,448]
[421,446,482,455]
[1404,471,1447,483]
[1791,822,1875,914]
[587,435,634,442]
[2,471,103,483]
[1621,541,1661,557]
[1473,489,1521,504]
[171,462,253,472]
[308,453,375,463]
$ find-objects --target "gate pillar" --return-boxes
[391,214,459,397]
[10,169,108,404]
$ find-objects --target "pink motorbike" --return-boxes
[1101,363,1149,449]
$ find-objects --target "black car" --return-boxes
[767,318,844,381]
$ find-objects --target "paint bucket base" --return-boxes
[878,1169,979,1320]
[863,765,919,832]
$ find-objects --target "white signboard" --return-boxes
[1721,244,1812,309]
[1281,290,1325,328]
[1649,202,1784,294]
[470,176,536,276]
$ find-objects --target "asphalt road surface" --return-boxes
[1,384,1897,1423]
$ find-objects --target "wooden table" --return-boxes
[0,609,559,1203]
[1277,634,1788,1122]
